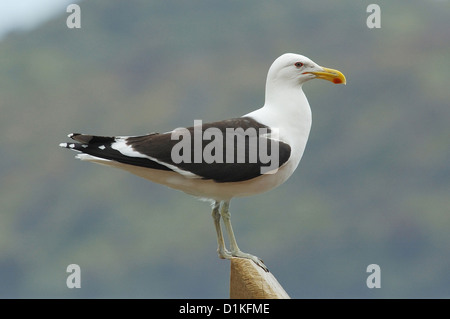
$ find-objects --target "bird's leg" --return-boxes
[220,201,268,272]
[211,201,231,259]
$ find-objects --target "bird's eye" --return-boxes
[294,62,304,68]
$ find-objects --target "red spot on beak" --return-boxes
[333,78,342,84]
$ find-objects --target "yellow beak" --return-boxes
[308,67,346,84]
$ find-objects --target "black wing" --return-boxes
[62,117,291,183]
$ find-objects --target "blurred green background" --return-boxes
[1,0,449,298]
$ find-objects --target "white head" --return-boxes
[266,53,346,88]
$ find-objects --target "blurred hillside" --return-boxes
[0,0,449,298]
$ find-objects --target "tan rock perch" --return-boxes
[230,258,290,299]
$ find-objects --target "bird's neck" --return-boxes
[259,84,312,146]
[264,84,311,121]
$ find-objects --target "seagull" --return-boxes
[60,53,346,272]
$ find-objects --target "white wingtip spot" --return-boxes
[76,154,111,162]
[68,133,74,138]
[99,145,106,150]
[59,143,68,148]
[69,143,75,148]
